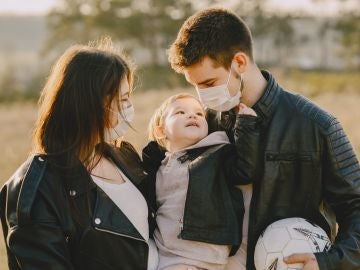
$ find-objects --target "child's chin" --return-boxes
[189,134,207,142]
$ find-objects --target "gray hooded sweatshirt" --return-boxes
[155,131,232,270]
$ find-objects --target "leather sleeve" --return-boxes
[1,185,20,270]
[225,114,260,185]
[206,109,221,134]
[315,118,360,270]
[0,156,75,270]
[141,141,165,225]
[142,141,166,176]
[6,189,74,270]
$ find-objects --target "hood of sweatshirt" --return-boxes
[162,131,230,165]
[184,131,230,150]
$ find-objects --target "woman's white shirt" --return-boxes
[92,169,158,270]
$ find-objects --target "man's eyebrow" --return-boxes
[196,78,216,85]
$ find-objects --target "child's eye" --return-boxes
[196,112,204,116]
[176,110,185,114]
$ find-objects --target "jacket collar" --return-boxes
[252,70,281,125]
[60,143,147,241]
[103,143,145,186]
[62,143,145,197]
[61,158,96,197]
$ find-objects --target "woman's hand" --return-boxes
[284,253,320,270]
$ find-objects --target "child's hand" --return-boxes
[238,103,257,116]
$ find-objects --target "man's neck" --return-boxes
[241,65,268,108]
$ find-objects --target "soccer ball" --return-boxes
[254,217,331,270]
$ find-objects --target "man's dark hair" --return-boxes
[168,7,254,73]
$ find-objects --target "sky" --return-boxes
[0,0,59,15]
[0,0,354,16]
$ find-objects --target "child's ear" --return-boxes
[154,125,166,140]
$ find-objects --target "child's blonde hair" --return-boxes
[148,93,204,148]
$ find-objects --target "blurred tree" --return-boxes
[43,0,98,53]
[44,0,201,65]
[268,15,295,68]
[312,0,360,69]
[44,0,224,89]
[42,0,357,89]
[336,12,360,69]
[233,0,295,68]
[0,57,20,101]
[317,20,332,69]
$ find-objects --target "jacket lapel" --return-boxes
[62,144,147,242]
[104,143,146,186]
[92,188,145,241]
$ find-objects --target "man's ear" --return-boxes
[154,125,166,140]
[233,52,248,74]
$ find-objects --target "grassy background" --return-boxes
[0,78,360,269]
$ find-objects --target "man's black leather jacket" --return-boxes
[0,142,150,270]
[207,71,360,270]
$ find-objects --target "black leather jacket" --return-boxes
[142,116,260,256]
[207,71,360,270]
[0,142,150,270]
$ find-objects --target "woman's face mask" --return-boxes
[197,63,242,112]
[105,104,134,142]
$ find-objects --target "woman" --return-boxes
[0,38,158,270]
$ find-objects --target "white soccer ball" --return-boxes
[254,217,331,270]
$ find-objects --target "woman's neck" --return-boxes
[90,155,125,184]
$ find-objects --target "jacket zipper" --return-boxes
[247,182,258,268]
[94,227,147,244]
[177,162,192,239]
[177,217,184,239]
[95,227,150,268]
[178,184,190,239]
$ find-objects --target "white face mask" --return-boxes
[197,64,242,112]
[105,105,134,142]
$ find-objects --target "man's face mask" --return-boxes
[197,63,242,112]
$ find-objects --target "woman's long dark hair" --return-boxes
[32,37,134,168]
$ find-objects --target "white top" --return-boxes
[225,184,253,270]
[92,169,159,270]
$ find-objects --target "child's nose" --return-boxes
[188,112,197,118]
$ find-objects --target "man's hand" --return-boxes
[237,103,257,116]
[284,253,320,270]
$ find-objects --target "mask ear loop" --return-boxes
[226,63,233,86]
[227,62,244,99]
[239,73,244,93]
[107,107,130,138]
[231,59,243,95]
[115,106,134,129]
[225,63,234,98]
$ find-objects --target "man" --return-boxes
[167,7,360,270]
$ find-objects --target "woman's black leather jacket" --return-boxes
[0,142,150,270]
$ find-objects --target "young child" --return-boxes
[142,93,259,270]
